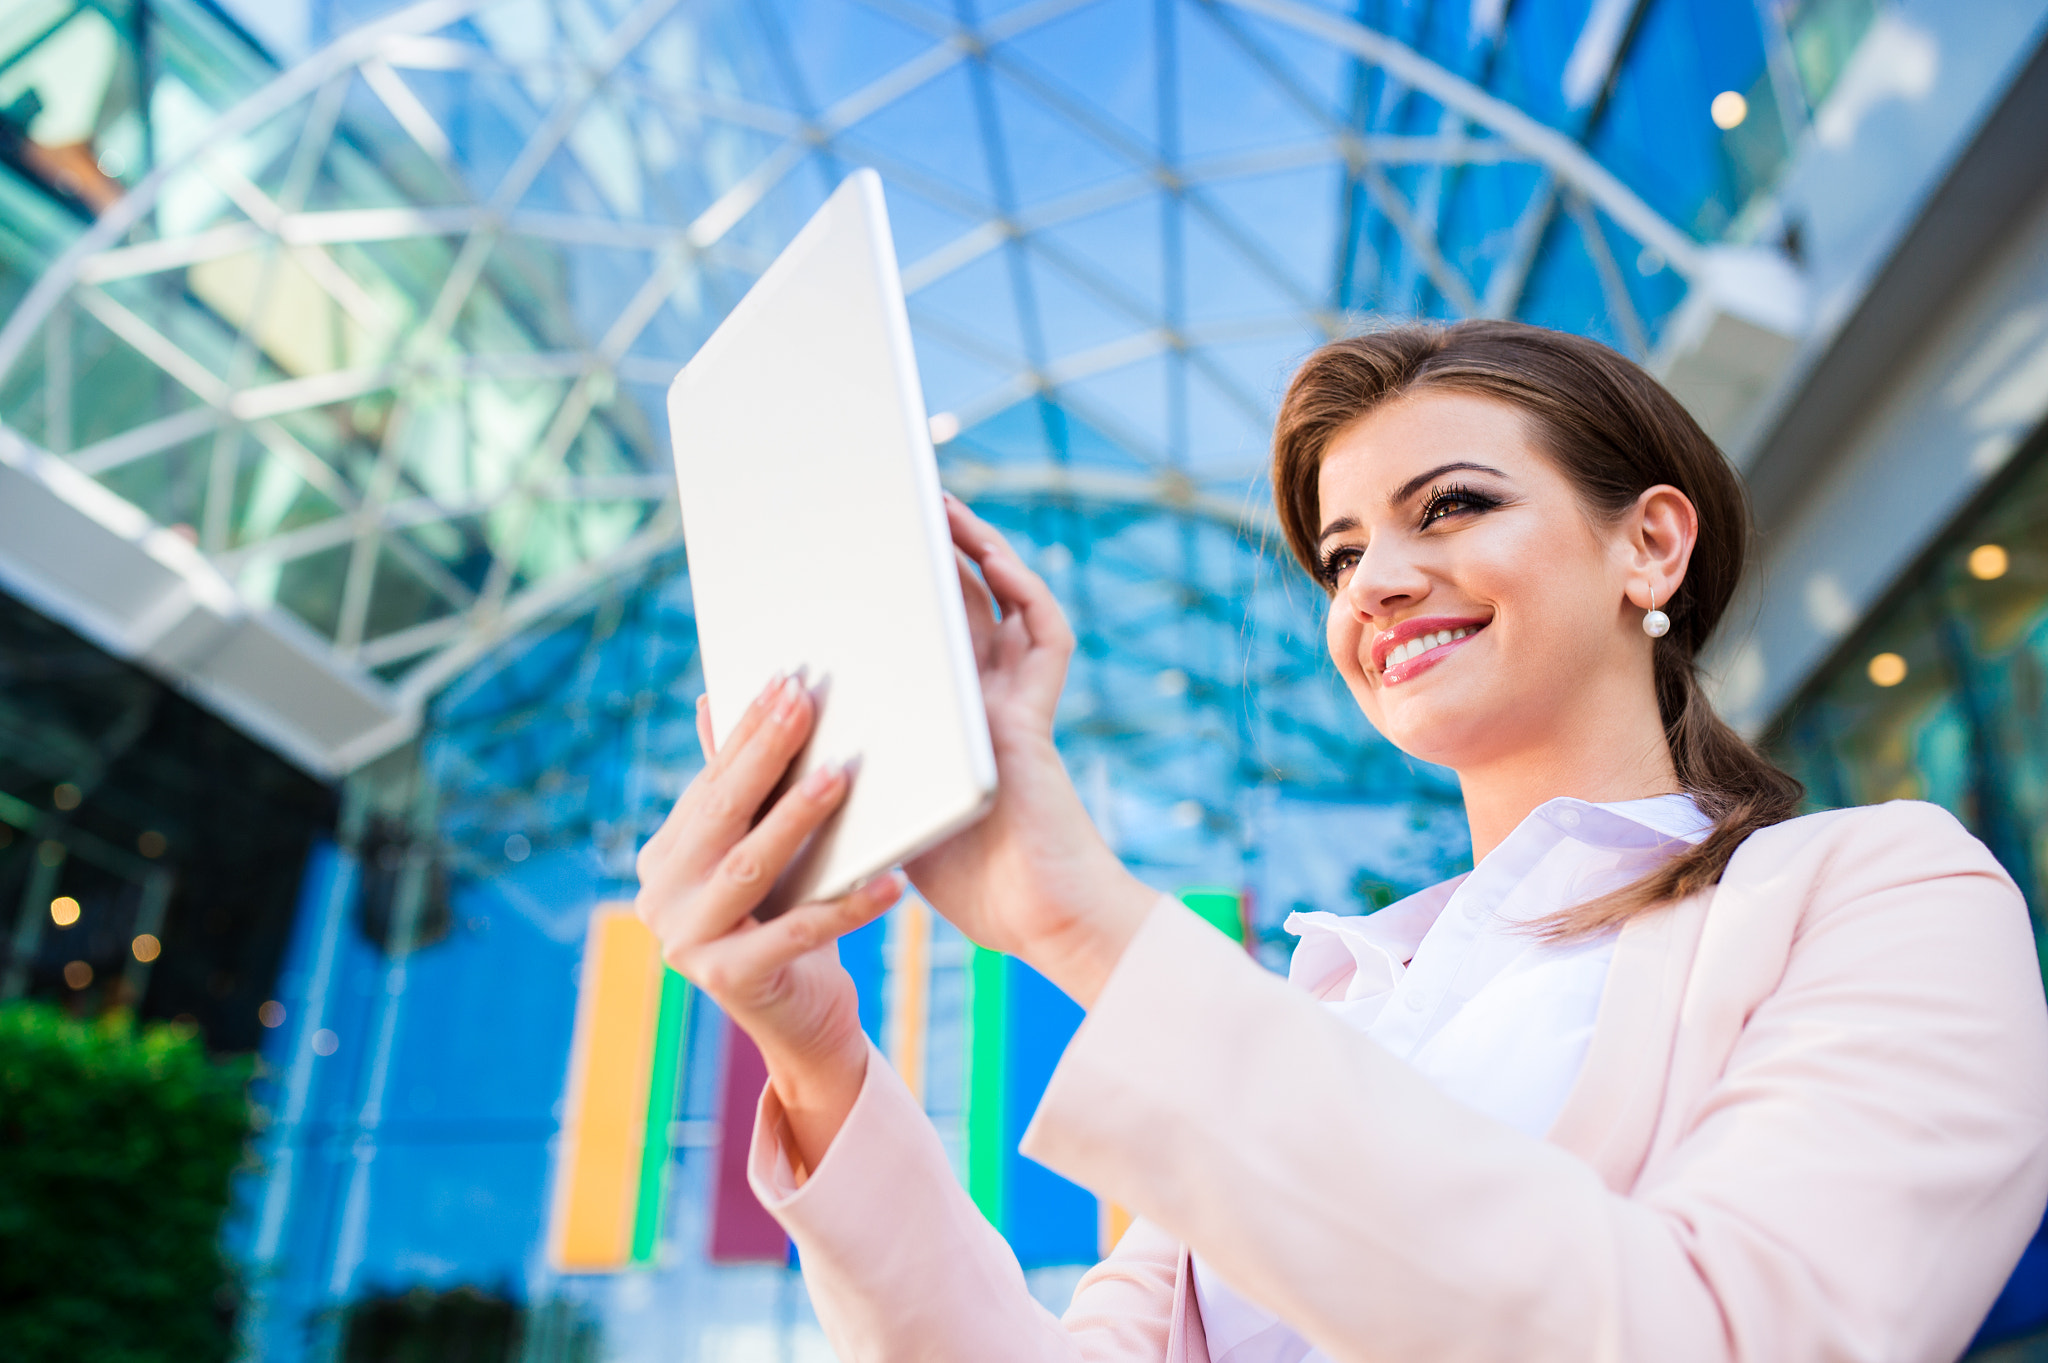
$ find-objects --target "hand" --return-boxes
[907,496,1158,1006]
[635,676,903,1171]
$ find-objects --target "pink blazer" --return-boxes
[748,801,2048,1362]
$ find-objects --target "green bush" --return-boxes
[0,1002,253,1363]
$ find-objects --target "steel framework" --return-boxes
[0,0,1732,781]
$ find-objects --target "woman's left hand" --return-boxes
[905,496,1159,1007]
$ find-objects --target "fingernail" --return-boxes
[798,764,837,797]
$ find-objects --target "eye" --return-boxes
[1317,545,1362,591]
[1419,482,1498,528]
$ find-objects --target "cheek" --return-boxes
[1326,597,1366,680]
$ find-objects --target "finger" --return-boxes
[640,683,780,889]
[945,497,1073,657]
[696,757,853,932]
[696,694,716,760]
[692,675,817,845]
[701,672,797,782]
[694,872,905,991]
[954,548,998,664]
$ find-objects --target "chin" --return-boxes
[1358,675,1518,770]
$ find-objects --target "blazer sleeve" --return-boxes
[1020,805,2048,1363]
[747,1039,1178,1362]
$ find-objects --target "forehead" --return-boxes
[1315,390,1543,505]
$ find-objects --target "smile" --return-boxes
[1372,616,1490,686]
[1386,626,1479,667]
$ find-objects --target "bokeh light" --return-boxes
[1969,544,2010,580]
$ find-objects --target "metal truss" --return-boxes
[0,0,1714,783]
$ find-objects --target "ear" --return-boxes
[1622,484,1698,611]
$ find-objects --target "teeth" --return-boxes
[1386,626,1477,668]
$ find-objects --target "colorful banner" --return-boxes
[1179,887,1249,946]
[709,1020,788,1263]
[885,893,932,1103]
[548,906,693,1273]
[965,946,1097,1267]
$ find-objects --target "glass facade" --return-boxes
[6,0,2027,1358]
[0,589,334,1048]
[1772,418,2048,939]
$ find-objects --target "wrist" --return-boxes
[761,1023,867,1110]
[761,1026,869,1178]
[1025,873,1158,1008]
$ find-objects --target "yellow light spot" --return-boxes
[258,1000,286,1028]
[62,960,92,990]
[138,830,168,859]
[1968,543,2009,580]
[132,934,161,963]
[49,896,80,927]
[1711,90,1749,130]
[52,782,80,811]
[1868,652,1908,687]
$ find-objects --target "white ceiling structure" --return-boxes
[0,0,1799,777]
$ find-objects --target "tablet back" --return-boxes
[668,170,995,912]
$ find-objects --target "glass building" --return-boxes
[1773,424,2048,949]
[1,0,2046,1357]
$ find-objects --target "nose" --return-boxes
[1341,542,1430,626]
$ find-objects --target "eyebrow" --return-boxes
[1314,460,1511,550]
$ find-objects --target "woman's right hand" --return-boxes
[635,675,903,1172]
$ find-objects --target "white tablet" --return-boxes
[667,169,996,914]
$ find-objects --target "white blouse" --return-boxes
[1191,794,1713,1363]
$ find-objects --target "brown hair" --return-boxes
[1272,319,1802,937]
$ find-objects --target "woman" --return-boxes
[635,320,2048,1361]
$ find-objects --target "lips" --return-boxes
[1370,615,1490,686]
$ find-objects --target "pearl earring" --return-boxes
[1643,587,1670,639]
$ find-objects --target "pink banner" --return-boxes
[709,1016,791,1263]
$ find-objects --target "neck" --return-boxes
[1456,705,1680,864]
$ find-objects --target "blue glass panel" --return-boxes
[1003,955,1097,1267]
[841,911,890,1047]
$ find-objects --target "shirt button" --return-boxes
[1558,807,1582,829]
[1405,994,1425,1012]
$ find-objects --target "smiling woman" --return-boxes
[634,319,2048,1363]
[1273,323,1802,937]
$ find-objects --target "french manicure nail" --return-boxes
[798,764,836,797]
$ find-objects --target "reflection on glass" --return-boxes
[1771,432,2048,923]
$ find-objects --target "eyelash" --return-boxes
[1419,481,1500,527]
[1314,483,1502,589]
